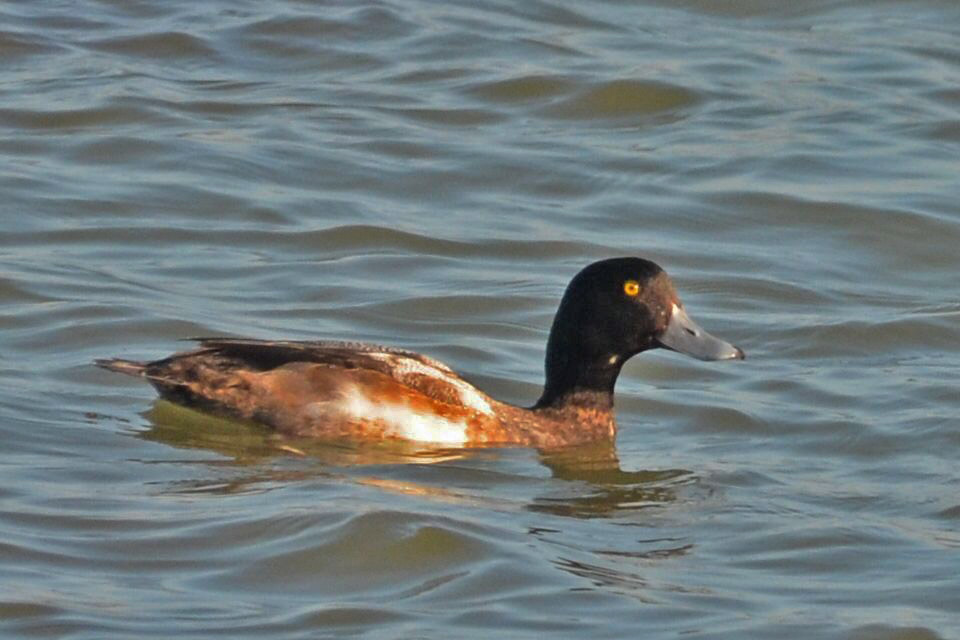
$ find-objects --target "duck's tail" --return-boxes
[95,358,148,378]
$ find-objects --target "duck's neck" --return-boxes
[533,351,623,412]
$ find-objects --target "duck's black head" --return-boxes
[535,257,744,410]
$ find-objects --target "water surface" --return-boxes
[2,1,959,638]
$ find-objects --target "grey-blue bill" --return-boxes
[656,303,745,361]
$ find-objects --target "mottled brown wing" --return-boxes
[185,338,493,414]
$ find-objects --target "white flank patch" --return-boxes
[333,387,469,445]
[368,352,494,416]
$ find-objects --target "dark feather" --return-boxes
[186,337,456,375]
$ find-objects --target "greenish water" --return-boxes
[2,1,959,638]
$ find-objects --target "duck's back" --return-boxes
[98,338,503,444]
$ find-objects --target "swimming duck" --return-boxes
[97,257,744,448]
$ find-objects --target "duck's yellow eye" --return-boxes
[623,280,641,297]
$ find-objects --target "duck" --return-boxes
[96,257,744,448]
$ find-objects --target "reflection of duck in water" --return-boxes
[139,406,696,520]
[98,257,743,448]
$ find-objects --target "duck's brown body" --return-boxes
[97,339,615,448]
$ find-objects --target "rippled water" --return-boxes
[2,1,959,638]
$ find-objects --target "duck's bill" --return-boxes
[656,304,745,361]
